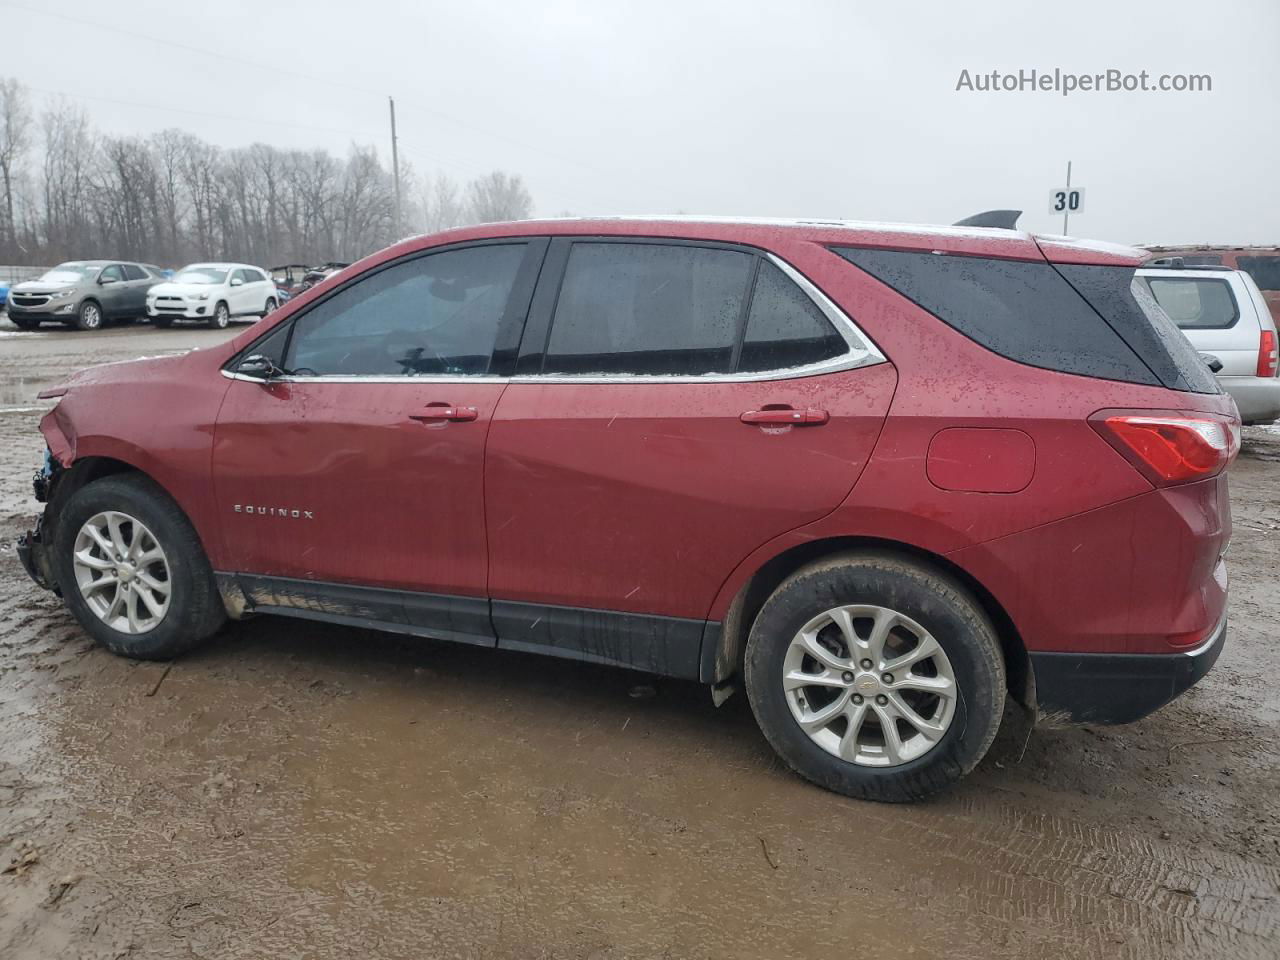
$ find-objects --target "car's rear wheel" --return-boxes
[53,474,226,660]
[744,551,1005,802]
[263,297,277,316]
[76,300,102,331]
[208,301,229,329]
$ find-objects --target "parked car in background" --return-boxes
[146,263,277,329]
[18,216,1238,802]
[299,261,350,291]
[1143,245,1280,326]
[1138,262,1280,424]
[7,261,164,330]
[0,281,9,313]
[269,264,310,298]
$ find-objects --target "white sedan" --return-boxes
[146,263,278,329]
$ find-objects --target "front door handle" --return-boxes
[740,407,829,426]
[410,403,479,423]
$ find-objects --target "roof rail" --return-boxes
[952,210,1021,230]
[1144,257,1236,272]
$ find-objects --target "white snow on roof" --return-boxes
[525,214,1031,241]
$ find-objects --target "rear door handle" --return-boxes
[410,404,479,423]
[740,407,829,426]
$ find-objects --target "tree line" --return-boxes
[0,77,536,268]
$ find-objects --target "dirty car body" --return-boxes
[17,217,1239,801]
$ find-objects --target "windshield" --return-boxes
[39,262,98,284]
[175,268,228,285]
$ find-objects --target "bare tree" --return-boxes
[0,75,541,268]
[0,78,31,255]
[420,173,467,233]
[465,171,533,224]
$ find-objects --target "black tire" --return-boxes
[153,317,173,329]
[208,301,229,329]
[744,551,1005,802]
[262,297,277,316]
[10,316,39,330]
[76,299,103,331]
[52,473,226,660]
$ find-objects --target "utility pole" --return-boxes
[388,96,402,237]
[1063,160,1072,235]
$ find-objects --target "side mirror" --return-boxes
[230,277,244,287]
[99,276,118,285]
[236,354,282,380]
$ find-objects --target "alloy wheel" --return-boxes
[71,510,172,635]
[782,604,957,767]
[82,303,101,329]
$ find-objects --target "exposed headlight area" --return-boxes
[50,287,75,299]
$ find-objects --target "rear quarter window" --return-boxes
[831,247,1161,387]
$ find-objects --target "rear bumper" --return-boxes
[1030,615,1226,724]
[1219,375,1280,425]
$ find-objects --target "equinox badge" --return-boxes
[234,504,314,519]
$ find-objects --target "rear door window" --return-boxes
[1143,277,1240,329]
[542,242,753,376]
[122,264,147,281]
[739,261,848,372]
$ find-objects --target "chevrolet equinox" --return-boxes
[18,217,1238,801]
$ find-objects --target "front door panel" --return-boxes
[213,379,503,600]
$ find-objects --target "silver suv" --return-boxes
[7,260,165,331]
[1138,262,1280,425]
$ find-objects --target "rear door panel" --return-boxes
[485,364,897,622]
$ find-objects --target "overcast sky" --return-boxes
[5,0,1277,244]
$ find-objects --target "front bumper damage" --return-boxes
[17,449,60,594]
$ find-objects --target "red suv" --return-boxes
[18,217,1238,801]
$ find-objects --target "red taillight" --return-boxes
[1092,413,1238,486]
[1258,329,1278,378]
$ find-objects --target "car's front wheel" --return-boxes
[209,301,229,329]
[76,300,103,331]
[9,316,39,330]
[744,552,1005,802]
[53,474,226,660]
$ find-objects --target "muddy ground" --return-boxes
[0,318,1277,959]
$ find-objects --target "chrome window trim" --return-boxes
[221,251,886,386]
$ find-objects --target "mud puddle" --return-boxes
[1,329,1278,959]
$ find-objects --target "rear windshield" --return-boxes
[1141,276,1239,329]
[832,247,1218,394]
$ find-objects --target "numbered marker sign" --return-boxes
[1049,188,1085,214]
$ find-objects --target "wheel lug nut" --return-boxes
[882,673,894,684]
[852,694,863,704]
[860,659,873,670]
[875,694,888,705]
[841,671,855,683]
